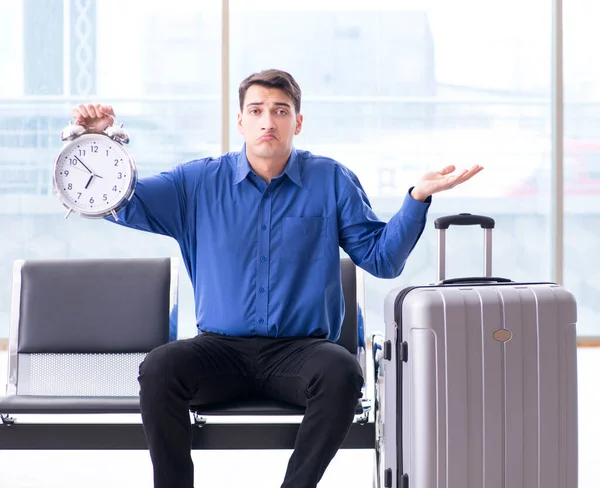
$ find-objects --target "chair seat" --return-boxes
[189,396,364,416]
[1,395,365,417]
[0,395,141,414]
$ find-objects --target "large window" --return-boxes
[231,0,554,333]
[1,0,598,339]
[564,0,600,338]
[0,0,221,338]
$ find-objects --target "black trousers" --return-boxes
[138,331,364,488]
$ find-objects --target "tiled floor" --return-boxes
[0,348,598,488]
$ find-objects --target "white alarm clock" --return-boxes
[53,121,138,220]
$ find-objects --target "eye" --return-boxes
[249,109,259,115]
[276,109,288,116]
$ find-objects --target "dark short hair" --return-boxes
[238,69,302,113]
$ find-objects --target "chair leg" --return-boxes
[192,411,207,427]
[371,332,385,488]
[373,449,381,488]
[356,412,369,425]
[356,398,371,425]
[0,414,16,426]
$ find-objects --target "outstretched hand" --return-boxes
[410,164,484,201]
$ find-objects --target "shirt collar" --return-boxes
[234,145,302,187]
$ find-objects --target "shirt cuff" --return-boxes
[402,186,432,221]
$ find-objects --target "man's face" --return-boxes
[237,84,303,162]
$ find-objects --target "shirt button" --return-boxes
[258,318,264,324]
[261,225,267,231]
[259,287,265,293]
[260,256,266,262]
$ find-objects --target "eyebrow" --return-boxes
[246,102,292,109]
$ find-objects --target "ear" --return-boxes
[294,114,303,136]
[236,112,243,135]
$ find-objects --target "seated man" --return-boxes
[71,69,482,488]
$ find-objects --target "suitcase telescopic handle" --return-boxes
[434,213,495,230]
[439,276,513,285]
[433,213,495,282]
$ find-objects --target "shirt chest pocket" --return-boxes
[283,216,328,263]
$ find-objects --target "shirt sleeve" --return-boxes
[104,163,191,240]
[337,166,431,279]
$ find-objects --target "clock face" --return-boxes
[54,133,136,217]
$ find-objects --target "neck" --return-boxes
[246,148,291,184]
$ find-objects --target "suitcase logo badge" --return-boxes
[493,329,512,342]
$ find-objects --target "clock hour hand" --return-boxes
[84,174,93,189]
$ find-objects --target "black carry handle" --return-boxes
[434,213,495,230]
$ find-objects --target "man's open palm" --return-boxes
[412,164,483,201]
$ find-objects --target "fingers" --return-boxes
[95,103,115,123]
[437,165,456,176]
[71,108,84,124]
[72,104,89,121]
[100,104,115,117]
[461,165,484,182]
[87,104,100,118]
[449,165,484,188]
[72,104,97,121]
[425,164,484,196]
[71,103,115,125]
[438,165,483,190]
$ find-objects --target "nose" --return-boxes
[261,112,275,131]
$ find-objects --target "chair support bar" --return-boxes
[0,420,375,450]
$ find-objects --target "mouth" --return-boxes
[258,134,277,141]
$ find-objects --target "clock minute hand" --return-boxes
[74,155,93,174]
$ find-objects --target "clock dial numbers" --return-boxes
[54,134,134,216]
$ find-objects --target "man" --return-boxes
[72,69,482,488]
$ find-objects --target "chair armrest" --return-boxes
[0,395,141,415]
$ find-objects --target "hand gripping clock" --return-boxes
[53,121,138,220]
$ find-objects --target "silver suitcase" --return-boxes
[372,214,578,488]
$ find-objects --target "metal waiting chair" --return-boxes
[0,256,374,451]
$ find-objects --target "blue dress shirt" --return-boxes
[107,146,431,341]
